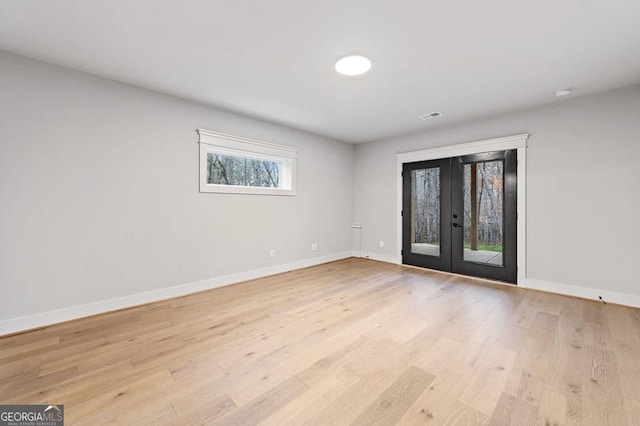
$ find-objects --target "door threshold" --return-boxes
[400,262,517,287]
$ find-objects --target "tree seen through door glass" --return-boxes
[411,168,440,257]
[463,161,504,266]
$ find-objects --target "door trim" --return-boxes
[395,133,529,284]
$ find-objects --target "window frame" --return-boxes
[197,129,297,196]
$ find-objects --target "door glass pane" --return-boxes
[411,168,440,256]
[463,161,504,266]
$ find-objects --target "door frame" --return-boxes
[395,134,529,284]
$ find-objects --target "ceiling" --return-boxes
[1,1,639,143]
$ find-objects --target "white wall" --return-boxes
[354,85,640,301]
[0,52,354,332]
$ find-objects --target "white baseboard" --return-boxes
[0,252,352,336]
[521,278,640,308]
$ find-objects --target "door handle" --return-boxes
[452,223,461,228]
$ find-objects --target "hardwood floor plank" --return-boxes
[397,363,473,425]
[581,347,627,426]
[212,377,308,425]
[503,325,556,407]
[604,305,640,424]
[350,365,434,425]
[0,336,60,361]
[494,324,530,352]
[489,392,537,426]
[458,345,518,417]
[302,370,400,425]
[0,366,77,401]
[536,388,567,426]
[67,367,175,424]
[412,336,462,375]
[263,367,360,425]
[171,392,236,424]
[295,336,373,386]
[442,401,490,425]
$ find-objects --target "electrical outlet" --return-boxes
[379,240,384,248]
[269,249,276,258]
[311,243,318,251]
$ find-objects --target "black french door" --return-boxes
[402,150,517,283]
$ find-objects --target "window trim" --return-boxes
[197,129,297,195]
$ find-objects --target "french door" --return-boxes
[402,150,517,283]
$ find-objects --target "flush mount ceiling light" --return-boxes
[335,55,372,76]
[555,88,572,97]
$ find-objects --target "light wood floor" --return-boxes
[1,258,640,425]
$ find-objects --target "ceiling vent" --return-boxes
[419,112,442,120]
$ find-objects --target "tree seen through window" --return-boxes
[207,153,279,188]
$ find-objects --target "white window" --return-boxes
[197,129,297,195]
